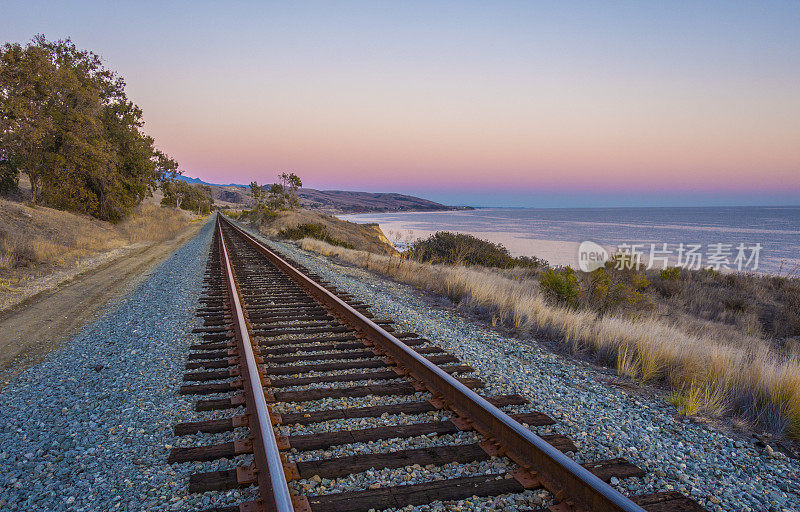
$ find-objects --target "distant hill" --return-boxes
[175,175,246,188]
[174,175,469,213]
[295,189,460,213]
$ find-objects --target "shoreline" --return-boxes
[339,207,800,275]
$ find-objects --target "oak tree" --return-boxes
[161,179,213,215]
[0,35,179,220]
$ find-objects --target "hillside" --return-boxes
[0,191,198,311]
[251,209,398,255]
[295,189,457,213]
[176,175,467,213]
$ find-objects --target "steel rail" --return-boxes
[221,215,647,512]
[217,217,295,512]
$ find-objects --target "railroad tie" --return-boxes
[167,217,708,512]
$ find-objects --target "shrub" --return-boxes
[627,272,650,305]
[0,158,19,194]
[539,266,581,308]
[237,207,276,225]
[721,291,750,313]
[582,268,650,314]
[660,267,680,281]
[515,254,547,268]
[668,382,726,417]
[585,268,619,314]
[407,231,544,268]
[278,223,353,249]
[653,269,682,297]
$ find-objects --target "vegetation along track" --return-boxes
[168,215,707,512]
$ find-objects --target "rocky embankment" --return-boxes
[254,209,398,255]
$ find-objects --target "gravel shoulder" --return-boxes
[0,219,206,386]
[250,229,799,512]
[0,217,214,511]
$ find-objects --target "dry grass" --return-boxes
[669,381,727,416]
[300,238,800,438]
[255,209,397,255]
[0,198,196,274]
[645,268,800,341]
[118,203,193,242]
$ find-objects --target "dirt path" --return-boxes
[0,219,208,387]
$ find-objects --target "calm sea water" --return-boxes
[340,207,800,275]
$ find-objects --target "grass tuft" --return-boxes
[668,381,726,416]
[616,345,640,380]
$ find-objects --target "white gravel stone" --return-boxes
[275,410,451,436]
[272,392,432,414]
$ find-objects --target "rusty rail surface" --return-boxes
[219,215,646,512]
[217,218,296,512]
[170,214,706,512]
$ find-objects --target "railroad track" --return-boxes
[169,215,706,512]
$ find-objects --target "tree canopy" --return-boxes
[249,172,302,215]
[0,35,179,221]
[407,231,545,268]
[161,179,213,215]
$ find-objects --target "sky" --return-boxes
[2,1,799,207]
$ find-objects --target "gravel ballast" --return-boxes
[2,216,798,512]
[248,230,799,512]
[0,218,215,512]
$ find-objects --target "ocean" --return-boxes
[339,206,800,275]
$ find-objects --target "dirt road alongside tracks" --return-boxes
[0,219,208,386]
